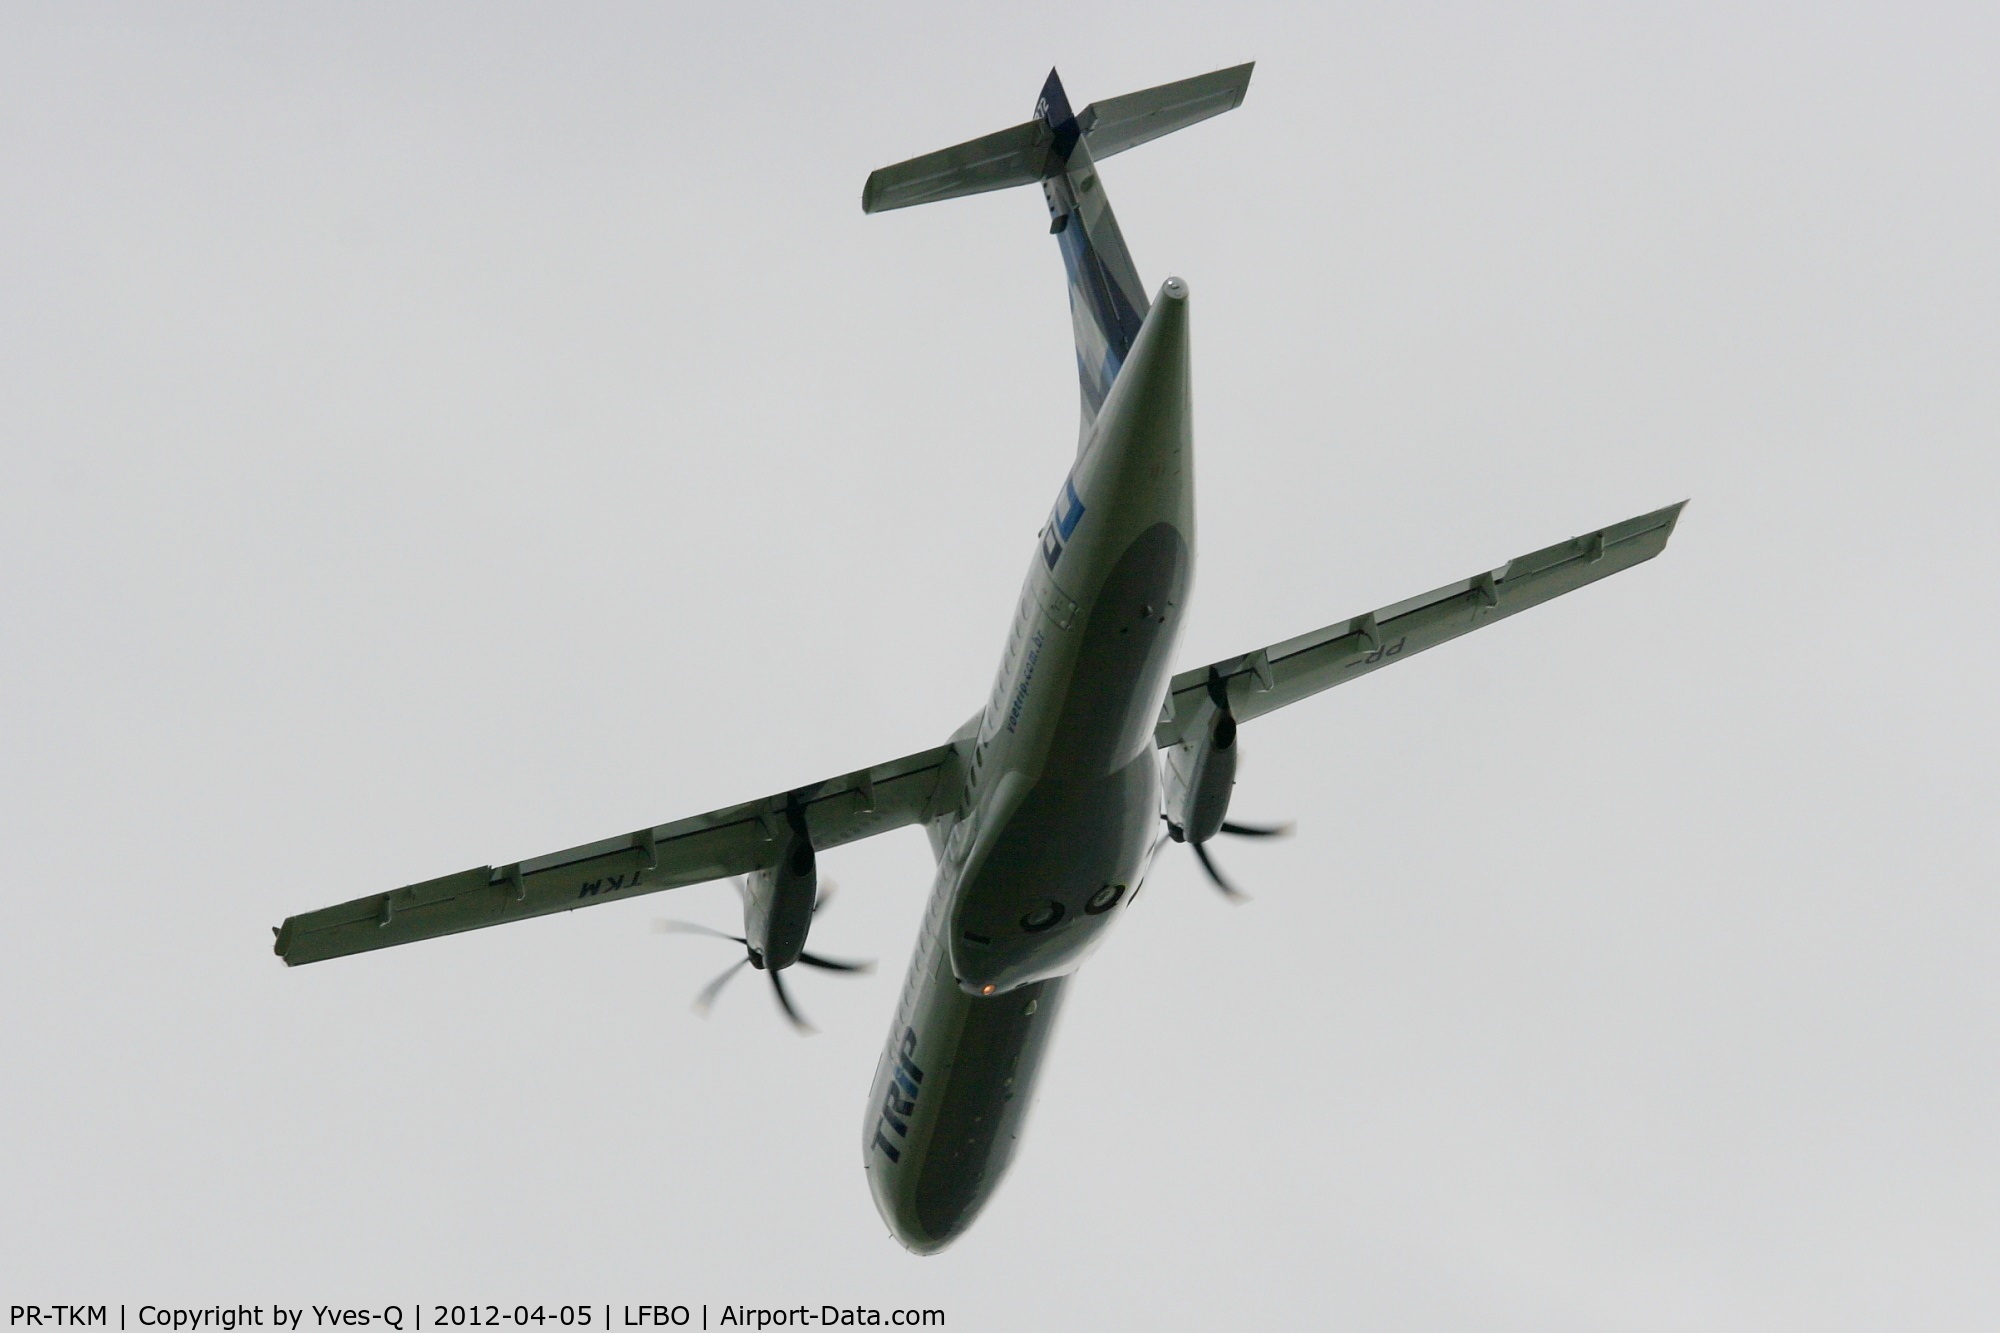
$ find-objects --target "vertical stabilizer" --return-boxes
[1035,69,1151,427]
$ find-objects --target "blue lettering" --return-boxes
[1055,477,1086,539]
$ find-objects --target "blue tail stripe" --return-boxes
[1058,222,1147,356]
[1040,68,1150,418]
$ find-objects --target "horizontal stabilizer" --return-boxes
[862,62,1253,214]
[862,119,1052,214]
[1076,62,1254,160]
[1156,501,1687,746]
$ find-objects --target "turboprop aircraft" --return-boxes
[272,62,1685,1253]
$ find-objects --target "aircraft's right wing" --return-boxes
[1155,501,1686,747]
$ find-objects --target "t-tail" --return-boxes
[863,62,1252,427]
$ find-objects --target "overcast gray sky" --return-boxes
[4,3,1997,1329]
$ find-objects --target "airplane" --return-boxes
[271,61,1685,1254]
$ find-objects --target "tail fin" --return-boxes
[862,63,1253,424]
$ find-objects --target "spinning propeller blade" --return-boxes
[1220,820,1294,838]
[1164,814,1295,902]
[769,969,812,1033]
[654,920,746,944]
[1189,839,1248,901]
[692,956,752,1016]
[798,951,872,973]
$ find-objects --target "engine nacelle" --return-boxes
[743,823,817,970]
[1164,697,1237,844]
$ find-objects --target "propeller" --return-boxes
[1220,820,1294,838]
[1165,815,1295,902]
[653,885,872,1034]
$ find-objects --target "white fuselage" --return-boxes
[862,280,1193,1252]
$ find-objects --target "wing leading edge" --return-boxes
[1156,501,1686,747]
[273,743,961,966]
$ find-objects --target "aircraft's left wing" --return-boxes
[1156,501,1685,747]
[273,742,960,966]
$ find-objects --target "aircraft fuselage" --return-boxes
[862,280,1193,1252]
